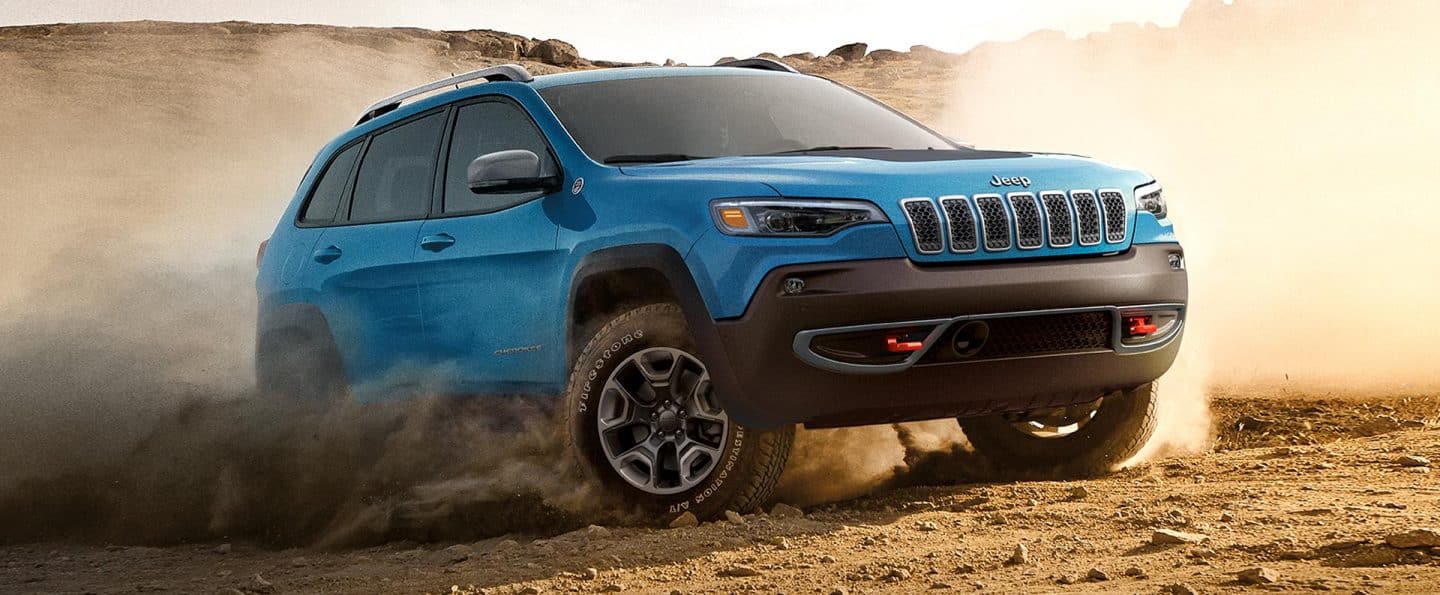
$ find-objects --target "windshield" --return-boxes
[538,73,953,164]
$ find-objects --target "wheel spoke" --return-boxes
[598,382,642,431]
[683,378,727,424]
[614,441,661,488]
[676,440,721,481]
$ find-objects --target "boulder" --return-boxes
[527,39,580,66]
[827,42,868,61]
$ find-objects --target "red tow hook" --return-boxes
[885,335,926,353]
[1125,315,1159,337]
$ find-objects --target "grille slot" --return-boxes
[1039,191,1074,248]
[1007,193,1044,249]
[938,196,978,253]
[1099,189,1127,243]
[901,198,944,254]
[973,194,1011,251]
[975,311,1113,360]
[1072,190,1103,246]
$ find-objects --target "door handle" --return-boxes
[312,245,342,264]
[420,233,456,252]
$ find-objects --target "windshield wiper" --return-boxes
[759,145,894,155]
[603,153,711,164]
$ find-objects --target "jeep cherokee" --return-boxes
[256,59,1187,518]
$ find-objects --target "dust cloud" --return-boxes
[0,29,595,545]
[934,0,1440,458]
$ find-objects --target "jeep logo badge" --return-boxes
[990,175,1031,188]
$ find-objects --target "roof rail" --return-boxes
[714,57,801,74]
[356,64,534,125]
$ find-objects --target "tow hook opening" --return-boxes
[1118,308,1182,347]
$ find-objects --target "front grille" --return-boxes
[976,311,1113,360]
[1099,189,1128,243]
[974,195,1011,251]
[939,196,978,253]
[1072,190,1103,246]
[1039,191,1074,248]
[900,198,943,254]
[1007,193,1044,249]
[900,188,1129,255]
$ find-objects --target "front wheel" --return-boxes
[564,303,794,520]
[958,382,1159,478]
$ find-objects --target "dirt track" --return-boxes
[4,392,1436,594]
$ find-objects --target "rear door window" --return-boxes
[299,142,361,224]
[349,112,445,224]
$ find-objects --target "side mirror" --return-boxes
[467,149,557,193]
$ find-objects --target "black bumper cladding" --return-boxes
[702,243,1188,429]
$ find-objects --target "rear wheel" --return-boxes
[255,329,346,403]
[957,382,1158,478]
[564,303,793,520]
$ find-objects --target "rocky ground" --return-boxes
[3,392,1436,595]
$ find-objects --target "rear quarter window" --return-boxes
[299,142,362,225]
[349,112,446,224]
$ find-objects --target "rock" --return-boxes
[819,555,837,564]
[518,587,541,595]
[1385,528,1440,549]
[526,39,579,66]
[1238,567,1279,585]
[1220,511,1236,522]
[584,524,610,537]
[444,544,472,563]
[1396,454,1431,467]
[867,49,907,62]
[1068,486,1091,500]
[829,588,848,595]
[717,564,762,577]
[290,556,309,567]
[929,582,953,589]
[756,52,781,60]
[668,512,699,528]
[813,55,845,68]
[723,510,746,524]
[914,520,939,531]
[1056,575,1077,585]
[886,568,911,581]
[1123,566,1147,578]
[714,56,738,65]
[663,59,677,66]
[214,543,231,554]
[783,52,816,61]
[1007,543,1030,565]
[599,584,624,593]
[827,42,868,62]
[954,563,976,574]
[248,574,274,594]
[771,503,805,518]
[580,568,599,581]
[1163,584,1199,595]
[1087,567,1110,581]
[1152,529,1210,545]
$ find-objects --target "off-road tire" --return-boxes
[564,303,794,520]
[958,382,1159,478]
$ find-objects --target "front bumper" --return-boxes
[701,243,1188,429]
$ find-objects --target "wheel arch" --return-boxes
[566,244,764,426]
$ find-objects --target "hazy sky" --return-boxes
[0,0,1195,63]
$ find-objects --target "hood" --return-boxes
[621,151,1154,263]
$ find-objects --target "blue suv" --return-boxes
[256,59,1187,519]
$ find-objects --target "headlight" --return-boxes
[710,199,888,236]
[1135,182,1166,219]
